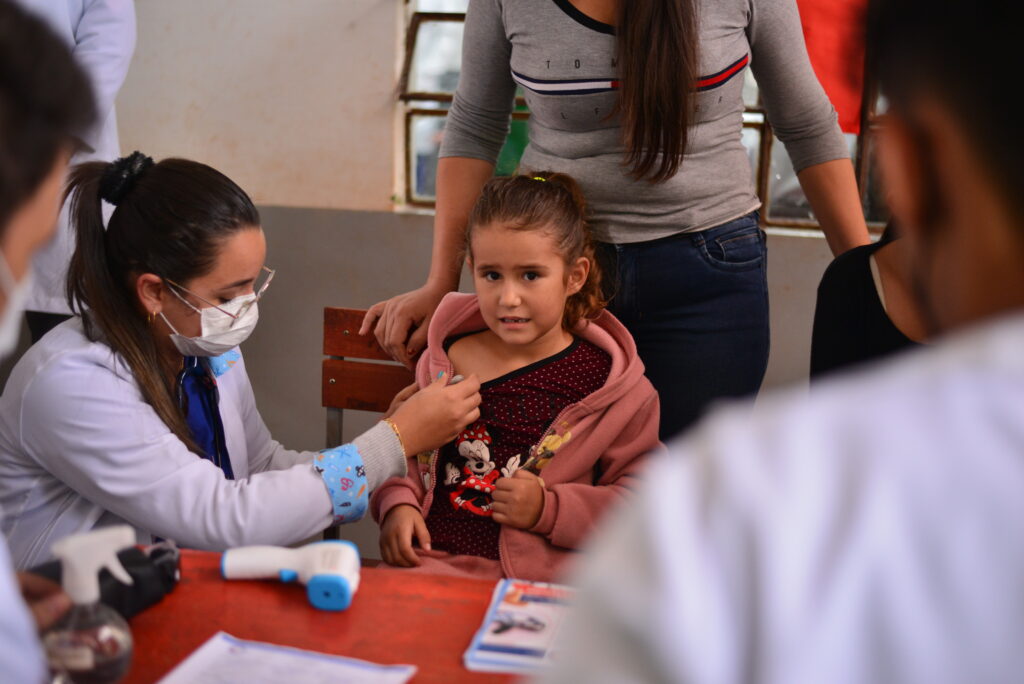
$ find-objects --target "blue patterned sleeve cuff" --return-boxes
[314,444,369,525]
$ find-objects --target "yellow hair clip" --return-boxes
[532,176,547,182]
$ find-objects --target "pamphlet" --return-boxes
[158,631,416,684]
[463,578,576,674]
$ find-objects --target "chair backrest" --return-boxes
[322,307,416,446]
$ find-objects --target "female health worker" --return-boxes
[0,153,482,569]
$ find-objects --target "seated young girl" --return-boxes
[370,173,662,582]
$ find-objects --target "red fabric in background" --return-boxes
[796,0,868,134]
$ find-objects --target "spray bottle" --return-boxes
[42,526,136,683]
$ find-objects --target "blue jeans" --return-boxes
[596,212,769,440]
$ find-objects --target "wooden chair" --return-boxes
[321,307,416,449]
[321,308,415,542]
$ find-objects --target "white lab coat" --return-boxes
[15,0,136,314]
[0,318,335,569]
[542,312,1024,684]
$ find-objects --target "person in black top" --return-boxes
[810,223,923,377]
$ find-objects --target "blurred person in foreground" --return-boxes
[541,0,1024,682]
[0,0,96,681]
[15,0,136,343]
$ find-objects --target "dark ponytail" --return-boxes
[616,0,699,183]
[466,172,604,329]
[65,155,260,452]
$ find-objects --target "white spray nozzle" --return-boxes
[51,525,135,605]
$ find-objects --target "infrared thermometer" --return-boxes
[221,540,361,611]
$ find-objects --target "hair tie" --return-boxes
[532,176,547,182]
[99,151,153,207]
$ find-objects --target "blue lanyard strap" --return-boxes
[176,356,234,479]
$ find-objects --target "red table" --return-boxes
[126,550,515,683]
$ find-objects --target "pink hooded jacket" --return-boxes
[371,293,663,582]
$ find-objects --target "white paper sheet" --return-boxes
[157,631,416,684]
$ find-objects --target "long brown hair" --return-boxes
[616,0,700,183]
[466,172,604,329]
[65,156,260,452]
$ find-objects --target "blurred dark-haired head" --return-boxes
[0,0,96,234]
[867,0,1022,219]
[867,0,1024,332]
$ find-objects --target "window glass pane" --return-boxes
[742,69,760,109]
[410,113,530,203]
[413,0,468,11]
[495,119,530,177]
[874,92,889,116]
[861,132,890,225]
[767,133,857,223]
[409,20,463,94]
[767,134,811,221]
[741,126,761,186]
[409,113,447,202]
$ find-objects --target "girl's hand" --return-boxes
[389,372,481,456]
[380,504,431,567]
[492,470,545,529]
[383,382,419,420]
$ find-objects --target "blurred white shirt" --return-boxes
[543,312,1024,684]
[15,0,136,315]
[0,507,46,684]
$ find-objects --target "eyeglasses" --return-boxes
[166,266,275,320]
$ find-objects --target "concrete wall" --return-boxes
[118,0,401,211]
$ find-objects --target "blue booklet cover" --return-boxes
[463,578,576,674]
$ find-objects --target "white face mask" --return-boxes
[160,289,259,357]
[0,254,33,358]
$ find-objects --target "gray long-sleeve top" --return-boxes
[439,0,849,243]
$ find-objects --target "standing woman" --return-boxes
[363,0,869,439]
[0,154,481,568]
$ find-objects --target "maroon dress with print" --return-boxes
[426,335,611,560]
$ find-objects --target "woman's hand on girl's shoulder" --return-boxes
[360,284,450,370]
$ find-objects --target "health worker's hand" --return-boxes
[492,470,545,530]
[380,504,430,567]
[17,571,71,631]
[383,382,419,420]
[360,285,450,370]
[389,372,481,456]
